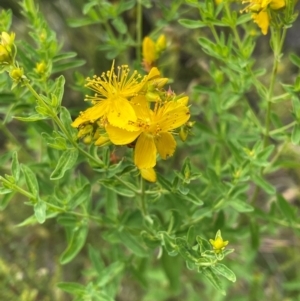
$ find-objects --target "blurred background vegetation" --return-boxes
[1,0,300,300]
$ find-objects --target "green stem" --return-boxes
[23,80,104,167]
[136,0,142,62]
[139,176,147,217]
[269,121,296,136]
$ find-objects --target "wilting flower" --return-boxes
[209,230,229,254]
[106,95,190,169]
[241,0,285,35]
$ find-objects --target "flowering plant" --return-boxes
[0,0,299,300]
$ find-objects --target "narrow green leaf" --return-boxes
[201,267,226,295]
[16,212,58,227]
[21,165,39,196]
[34,199,47,224]
[53,52,77,62]
[60,224,88,264]
[212,263,236,282]
[14,114,48,121]
[187,226,195,246]
[252,174,276,195]
[290,53,300,68]
[60,107,78,140]
[96,261,125,287]
[57,282,86,295]
[68,183,91,209]
[52,75,65,107]
[52,60,86,73]
[0,191,14,210]
[88,245,105,276]
[112,17,127,34]
[11,152,20,182]
[178,19,206,28]
[50,149,78,180]
[229,199,254,212]
[276,194,296,221]
[291,124,300,145]
[117,231,148,257]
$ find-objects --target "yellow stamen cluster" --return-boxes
[240,0,286,35]
[72,62,191,182]
[209,230,229,254]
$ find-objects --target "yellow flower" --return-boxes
[241,0,285,35]
[209,230,229,254]
[0,32,15,65]
[106,96,190,169]
[72,63,161,130]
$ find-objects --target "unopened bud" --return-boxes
[9,67,24,82]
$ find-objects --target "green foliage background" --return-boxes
[1,0,300,300]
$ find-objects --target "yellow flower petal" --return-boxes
[252,11,269,35]
[270,0,285,10]
[107,97,137,129]
[106,124,141,145]
[140,168,157,182]
[71,100,108,128]
[154,132,176,160]
[134,132,156,169]
[156,101,190,131]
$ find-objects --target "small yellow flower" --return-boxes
[35,61,47,75]
[0,32,15,65]
[106,96,190,169]
[209,230,229,254]
[1,32,15,47]
[9,67,24,82]
[215,0,223,5]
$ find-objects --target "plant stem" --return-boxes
[23,80,104,167]
[136,0,142,62]
[139,176,148,217]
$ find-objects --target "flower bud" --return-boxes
[155,34,166,53]
[9,67,24,82]
[0,45,10,63]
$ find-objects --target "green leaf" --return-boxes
[11,152,20,182]
[96,261,125,287]
[187,226,195,246]
[16,212,58,227]
[53,52,77,62]
[57,282,86,295]
[201,267,225,295]
[68,183,91,209]
[178,19,206,28]
[252,174,276,195]
[276,194,296,221]
[50,149,78,180]
[21,165,39,197]
[117,231,148,257]
[290,53,300,68]
[291,124,300,145]
[88,245,105,276]
[112,17,127,34]
[14,114,48,122]
[0,191,14,210]
[229,199,254,212]
[52,75,65,107]
[60,107,78,140]
[52,59,86,73]
[212,263,236,282]
[34,199,47,224]
[60,223,88,264]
